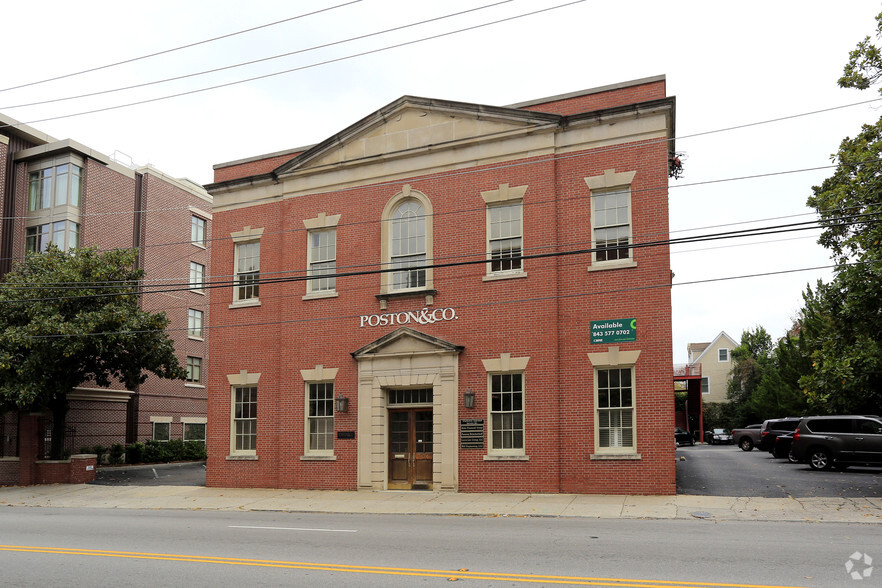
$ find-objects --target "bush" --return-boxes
[109,444,125,465]
[182,441,207,461]
[125,442,144,464]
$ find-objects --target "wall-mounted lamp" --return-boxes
[463,388,475,409]
[335,394,349,413]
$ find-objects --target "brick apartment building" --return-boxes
[0,113,211,477]
[205,75,677,494]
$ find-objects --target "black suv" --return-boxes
[790,415,882,471]
[759,417,803,452]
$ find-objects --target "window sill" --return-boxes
[587,260,637,273]
[483,454,529,461]
[229,299,261,309]
[376,289,437,309]
[482,271,528,282]
[589,453,641,460]
[302,291,339,301]
[190,289,206,296]
[300,455,337,461]
[191,242,207,250]
[226,454,258,461]
[184,383,205,389]
[188,335,204,342]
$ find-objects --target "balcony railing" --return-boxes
[673,363,701,378]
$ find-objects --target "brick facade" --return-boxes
[205,76,677,494]
[0,114,211,477]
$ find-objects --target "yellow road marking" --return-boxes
[0,545,815,588]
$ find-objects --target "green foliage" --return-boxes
[702,402,738,431]
[796,13,882,414]
[125,442,144,464]
[137,439,206,463]
[0,246,186,458]
[109,444,125,465]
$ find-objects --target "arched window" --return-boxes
[381,186,433,294]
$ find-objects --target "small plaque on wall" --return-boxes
[337,431,356,439]
[460,419,484,449]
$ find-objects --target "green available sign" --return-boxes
[591,318,637,344]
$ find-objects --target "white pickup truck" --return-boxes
[729,424,763,451]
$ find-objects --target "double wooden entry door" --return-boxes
[388,408,433,490]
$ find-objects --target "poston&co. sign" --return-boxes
[360,307,458,328]
[591,318,637,344]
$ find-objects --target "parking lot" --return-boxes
[676,443,882,498]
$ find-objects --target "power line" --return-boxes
[0,1,587,129]
[0,1,364,94]
[19,259,853,340]
[3,212,876,302]
[1,1,518,110]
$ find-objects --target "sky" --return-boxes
[1,1,879,363]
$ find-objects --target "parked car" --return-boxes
[730,424,762,451]
[772,432,799,463]
[759,417,803,452]
[790,415,882,471]
[675,427,694,446]
[704,428,732,445]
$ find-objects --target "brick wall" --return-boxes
[205,80,675,494]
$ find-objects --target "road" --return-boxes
[1,507,878,587]
[676,443,882,498]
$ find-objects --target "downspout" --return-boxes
[125,172,145,444]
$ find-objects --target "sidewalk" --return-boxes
[2,482,881,523]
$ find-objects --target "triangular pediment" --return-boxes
[352,327,463,359]
[275,96,560,177]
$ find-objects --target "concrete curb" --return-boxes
[1,483,881,523]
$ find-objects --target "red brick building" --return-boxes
[0,113,211,479]
[205,75,677,494]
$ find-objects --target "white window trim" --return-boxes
[227,370,260,458]
[701,376,710,395]
[150,416,173,442]
[481,183,528,280]
[189,261,206,294]
[718,348,729,362]
[303,213,341,299]
[300,364,339,458]
[587,347,641,459]
[230,226,264,308]
[181,417,207,442]
[481,353,530,459]
[380,185,434,295]
[584,169,638,270]
[187,308,204,340]
[191,215,207,248]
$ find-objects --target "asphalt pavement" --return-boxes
[1,460,881,523]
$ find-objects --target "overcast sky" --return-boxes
[2,1,878,363]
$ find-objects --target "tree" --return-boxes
[726,327,773,426]
[800,10,882,413]
[0,246,185,458]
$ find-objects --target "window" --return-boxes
[391,200,427,290]
[596,368,635,451]
[490,373,524,452]
[701,376,709,395]
[28,163,82,211]
[308,229,336,293]
[188,308,203,338]
[307,382,334,453]
[235,241,260,302]
[233,386,257,452]
[718,348,729,362]
[26,221,79,253]
[191,216,206,246]
[152,421,171,442]
[183,422,206,442]
[488,202,522,273]
[189,262,205,291]
[593,189,631,262]
[186,356,202,384]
